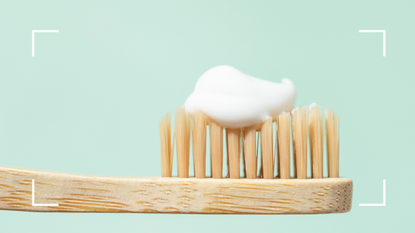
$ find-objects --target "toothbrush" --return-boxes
[0,103,351,214]
[0,65,352,214]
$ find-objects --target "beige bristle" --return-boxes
[309,104,323,178]
[244,126,257,179]
[261,118,273,179]
[257,131,263,178]
[273,122,278,177]
[163,104,340,180]
[227,128,240,179]
[241,130,246,178]
[325,108,339,178]
[192,111,206,178]
[277,113,291,179]
[210,120,223,178]
[226,129,230,178]
[175,106,191,178]
[159,112,172,177]
[292,106,309,179]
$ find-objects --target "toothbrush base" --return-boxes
[0,165,352,214]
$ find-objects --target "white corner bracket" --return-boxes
[31,30,59,57]
[32,179,59,207]
[359,179,386,207]
[358,30,386,57]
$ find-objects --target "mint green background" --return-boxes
[1,0,414,232]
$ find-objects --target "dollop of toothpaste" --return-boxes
[184,65,296,129]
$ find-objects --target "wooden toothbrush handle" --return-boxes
[0,165,352,214]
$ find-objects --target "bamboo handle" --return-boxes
[0,165,352,214]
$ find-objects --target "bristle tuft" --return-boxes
[261,118,273,179]
[292,106,309,179]
[309,104,323,178]
[227,128,240,179]
[244,126,257,179]
[210,120,223,178]
[277,113,291,179]
[325,108,339,178]
[160,112,172,177]
[192,111,207,178]
[175,106,191,178]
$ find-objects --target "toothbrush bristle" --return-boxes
[161,104,340,179]
[159,112,172,177]
[310,104,323,178]
[227,128,240,179]
[210,120,223,178]
[175,106,191,178]
[261,118,273,179]
[277,113,291,179]
[244,126,257,179]
[292,106,309,179]
[192,111,206,178]
[325,108,339,178]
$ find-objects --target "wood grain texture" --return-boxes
[0,165,352,214]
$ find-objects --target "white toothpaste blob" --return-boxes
[184,65,296,129]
